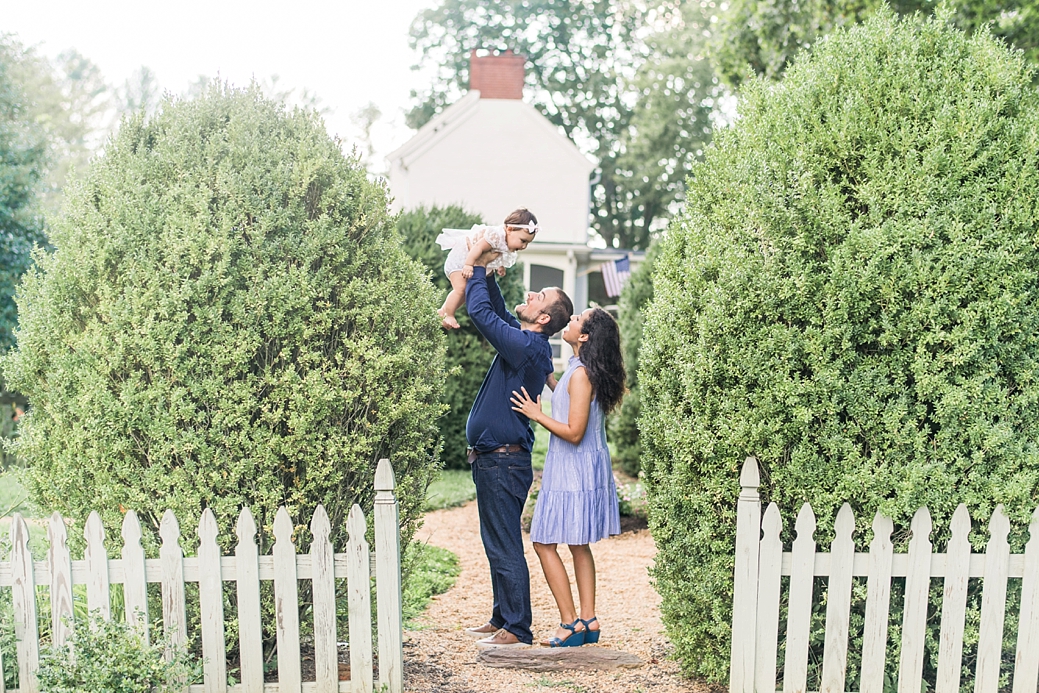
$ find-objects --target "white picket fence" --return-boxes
[0,458,404,693]
[730,456,1039,693]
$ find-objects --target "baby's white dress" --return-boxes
[436,224,518,276]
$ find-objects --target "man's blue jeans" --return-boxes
[471,450,534,644]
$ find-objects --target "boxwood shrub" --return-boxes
[640,10,1039,682]
[610,240,661,476]
[1,84,447,556]
[396,205,525,469]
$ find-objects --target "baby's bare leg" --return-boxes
[438,272,468,329]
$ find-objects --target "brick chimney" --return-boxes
[469,49,525,99]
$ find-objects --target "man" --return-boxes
[463,255,574,648]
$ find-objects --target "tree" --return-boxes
[710,0,1039,88]
[2,85,447,559]
[0,38,47,353]
[396,205,526,469]
[0,36,48,468]
[640,10,1039,680]
[408,0,717,250]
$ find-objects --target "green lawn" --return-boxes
[402,541,460,628]
[0,471,31,517]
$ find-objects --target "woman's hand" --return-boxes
[510,386,543,423]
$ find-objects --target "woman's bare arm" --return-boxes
[511,367,592,445]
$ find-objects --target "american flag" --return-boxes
[601,255,631,298]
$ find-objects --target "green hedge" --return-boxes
[1,85,447,557]
[610,240,661,476]
[640,10,1039,682]
[396,205,526,469]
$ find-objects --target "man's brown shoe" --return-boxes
[476,628,530,649]
[463,622,499,639]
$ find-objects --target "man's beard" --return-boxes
[515,303,535,323]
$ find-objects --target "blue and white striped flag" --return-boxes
[601,256,631,298]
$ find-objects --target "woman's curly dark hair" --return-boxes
[579,308,626,414]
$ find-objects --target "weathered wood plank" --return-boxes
[311,505,338,693]
[783,503,816,693]
[936,504,971,693]
[11,514,40,693]
[730,457,760,693]
[273,506,302,693]
[158,511,188,693]
[346,504,374,693]
[754,502,782,693]
[121,510,149,640]
[47,512,74,647]
[236,508,264,693]
[975,505,1011,693]
[1013,506,1039,693]
[374,459,403,693]
[84,511,111,621]
[476,647,643,671]
[197,508,227,693]
[821,503,855,693]
[860,513,893,693]
[159,509,188,661]
[897,507,932,693]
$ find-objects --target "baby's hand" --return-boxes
[462,265,474,279]
[496,266,507,277]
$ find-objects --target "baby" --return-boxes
[436,208,539,329]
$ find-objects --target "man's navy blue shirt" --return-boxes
[465,268,554,453]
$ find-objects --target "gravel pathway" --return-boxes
[403,499,714,693]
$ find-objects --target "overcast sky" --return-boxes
[4,0,439,170]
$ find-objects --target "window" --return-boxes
[587,271,613,309]
[530,264,564,292]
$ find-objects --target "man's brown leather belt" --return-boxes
[467,444,524,463]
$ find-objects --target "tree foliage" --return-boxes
[1,85,447,557]
[711,0,1039,88]
[0,37,47,467]
[0,38,47,355]
[641,10,1039,680]
[396,205,526,469]
[408,0,717,250]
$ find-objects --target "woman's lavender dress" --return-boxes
[530,356,620,545]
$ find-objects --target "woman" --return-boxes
[510,307,625,647]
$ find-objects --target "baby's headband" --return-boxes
[507,221,539,234]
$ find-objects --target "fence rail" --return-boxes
[729,456,1039,693]
[0,458,404,693]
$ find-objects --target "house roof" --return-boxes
[387,91,596,174]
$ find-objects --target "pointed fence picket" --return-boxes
[730,456,1039,693]
[0,459,404,693]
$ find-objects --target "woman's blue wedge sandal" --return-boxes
[546,619,586,648]
[580,617,600,644]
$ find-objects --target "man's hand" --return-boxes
[472,248,501,268]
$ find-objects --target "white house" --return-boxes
[387,50,638,363]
